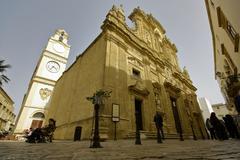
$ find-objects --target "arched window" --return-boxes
[32,112,45,119]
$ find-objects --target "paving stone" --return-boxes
[0,139,240,160]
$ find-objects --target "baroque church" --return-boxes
[46,6,207,140]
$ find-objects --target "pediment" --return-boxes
[164,81,181,93]
[128,80,149,96]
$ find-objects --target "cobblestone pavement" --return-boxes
[0,139,240,160]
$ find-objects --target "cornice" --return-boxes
[0,87,14,104]
[164,81,181,93]
[43,51,68,64]
[49,38,71,48]
[172,71,197,91]
[32,76,56,86]
[105,32,128,51]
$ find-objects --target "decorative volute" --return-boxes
[105,5,126,24]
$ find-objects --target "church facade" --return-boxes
[14,29,70,134]
[46,6,207,140]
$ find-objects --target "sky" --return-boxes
[0,0,224,115]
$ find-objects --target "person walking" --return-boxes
[224,114,239,139]
[206,118,216,140]
[154,111,164,143]
[210,112,226,140]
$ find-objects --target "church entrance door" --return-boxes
[30,120,43,129]
[74,126,82,141]
[170,98,182,134]
[135,99,143,130]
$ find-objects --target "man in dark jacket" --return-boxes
[154,111,164,143]
[235,91,240,114]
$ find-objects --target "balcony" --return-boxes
[226,74,240,97]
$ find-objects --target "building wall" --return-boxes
[0,87,15,131]
[205,0,240,114]
[46,6,208,140]
[212,103,229,119]
[198,97,214,122]
[46,34,107,140]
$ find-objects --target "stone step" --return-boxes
[126,131,194,140]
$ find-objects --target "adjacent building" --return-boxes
[205,0,240,114]
[46,6,207,140]
[198,97,213,122]
[0,87,15,131]
[212,103,229,119]
[14,29,70,134]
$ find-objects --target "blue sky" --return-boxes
[0,0,224,114]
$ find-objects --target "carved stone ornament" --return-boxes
[39,88,52,100]
[128,79,149,96]
[152,82,161,90]
[127,56,143,67]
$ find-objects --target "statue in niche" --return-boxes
[183,66,190,78]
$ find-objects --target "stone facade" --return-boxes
[0,87,15,131]
[205,0,240,114]
[46,6,207,140]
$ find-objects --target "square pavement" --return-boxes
[0,139,240,160]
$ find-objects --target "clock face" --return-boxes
[46,61,60,73]
[53,43,65,53]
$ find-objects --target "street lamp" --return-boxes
[87,89,111,148]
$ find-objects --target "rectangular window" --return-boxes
[210,0,214,7]
[216,7,226,28]
[226,22,239,52]
[217,7,239,52]
[132,68,141,78]
[221,44,238,74]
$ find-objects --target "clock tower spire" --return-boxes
[14,29,70,134]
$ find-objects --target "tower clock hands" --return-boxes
[46,61,60,73]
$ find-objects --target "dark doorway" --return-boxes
[170,98,182,133]
[135,99,143,130]
[74,126,82,141]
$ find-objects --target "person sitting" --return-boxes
[26,118,56,143]
[40,118,56,142]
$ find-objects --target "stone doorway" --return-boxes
[170,97,182,134]
[74,126,82,141]
[30,120,43,129]
[135,99,143,130]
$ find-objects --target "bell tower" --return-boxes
[14,29,70,134]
